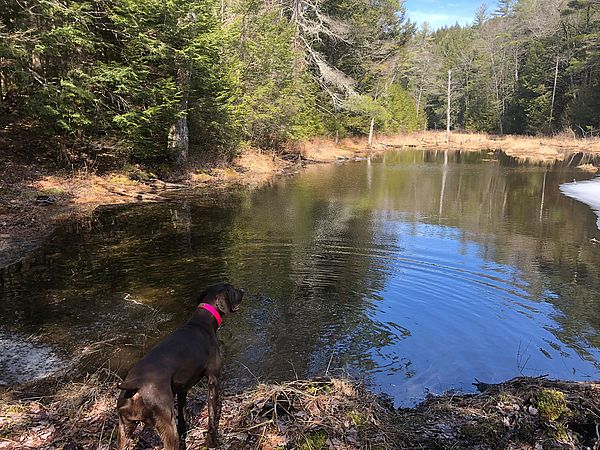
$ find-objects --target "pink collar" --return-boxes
[198,303,222,328]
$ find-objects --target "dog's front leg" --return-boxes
[206,375,219,448]
[176,391,188,442]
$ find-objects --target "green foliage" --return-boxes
[407,0,600,136]
[1,0,231,164]
[6,0,598,167]
[535,389,570,421]
[514,41,555,134]
[337,86,423,136]
[297,430,328,450]
[383,85,425,132]
[0,0,427,166]
[227,6,324,149]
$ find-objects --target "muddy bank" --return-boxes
[0,149,299,268]
[1,372,599,449]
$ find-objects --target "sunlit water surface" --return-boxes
[2,150,600,406]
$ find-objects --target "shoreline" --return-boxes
[0,142,378,269]
[1,371,599,449]
[1,131,599,269]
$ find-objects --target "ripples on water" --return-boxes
[1,150,600,405]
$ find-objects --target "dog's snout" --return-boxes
[240,288,245,294]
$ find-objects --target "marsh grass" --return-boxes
[379,130,600,164]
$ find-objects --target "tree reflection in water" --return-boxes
[1,149,600,405]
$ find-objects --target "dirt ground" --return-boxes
[1,371,599,449]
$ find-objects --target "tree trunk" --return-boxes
[514,47,519,81]
[0,58,4,101]
[368,117,375,148]
[446,70,451,144]
[168,65,191,167]
[550,54,559,124]
[490,51,503,134]
[416,73,424,121]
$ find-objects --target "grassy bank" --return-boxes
[379,130,600,164]
[1,371,599,449]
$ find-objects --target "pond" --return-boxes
[1,149,600,406]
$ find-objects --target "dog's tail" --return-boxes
[117,381,138,391]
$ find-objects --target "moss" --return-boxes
[4,404,29,414]
[460,421,502,446]
[42,187,67,196]
[304,383,331,396]
[0,427,13,439]
[497,391,518,404]
[297,430,328,450]
[109,174,138,185]
[22,190,41,199]
[535,389,570,421]
[551,423,572,443]
[347,410,368,429]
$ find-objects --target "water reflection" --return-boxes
[1,150,600,405]
[560,177,600,230]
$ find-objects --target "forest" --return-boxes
[1,0,599,167]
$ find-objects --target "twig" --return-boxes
[325,351,335,375]
[237,419,273,433]
[237,361,260,382]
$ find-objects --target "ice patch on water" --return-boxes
[0,330,67,386]
[560,177,600,230]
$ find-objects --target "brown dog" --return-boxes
[116,283,244,449]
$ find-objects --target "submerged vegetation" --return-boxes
[1,0,599,169]
[2,373,600,449]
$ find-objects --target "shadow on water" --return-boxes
[1,149,600,405]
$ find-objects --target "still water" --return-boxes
[1,150,600,406]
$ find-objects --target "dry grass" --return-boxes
[394,376,600,449]
[297,137,378,162]
[0,373,398,450]
[380,130,600,163]
[212,377,396,449]
[188,148,295,188]
[2,372,600,449]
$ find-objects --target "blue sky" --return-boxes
[404,0,490,29]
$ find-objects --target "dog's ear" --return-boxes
[196,288,209,304]
[215,288,233,314]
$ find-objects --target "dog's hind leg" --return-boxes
[154,407,179,450]
[116,415,137,450]
[176,391,188,441]
[206,375,220,448]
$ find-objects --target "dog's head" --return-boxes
[198,283,244,315]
